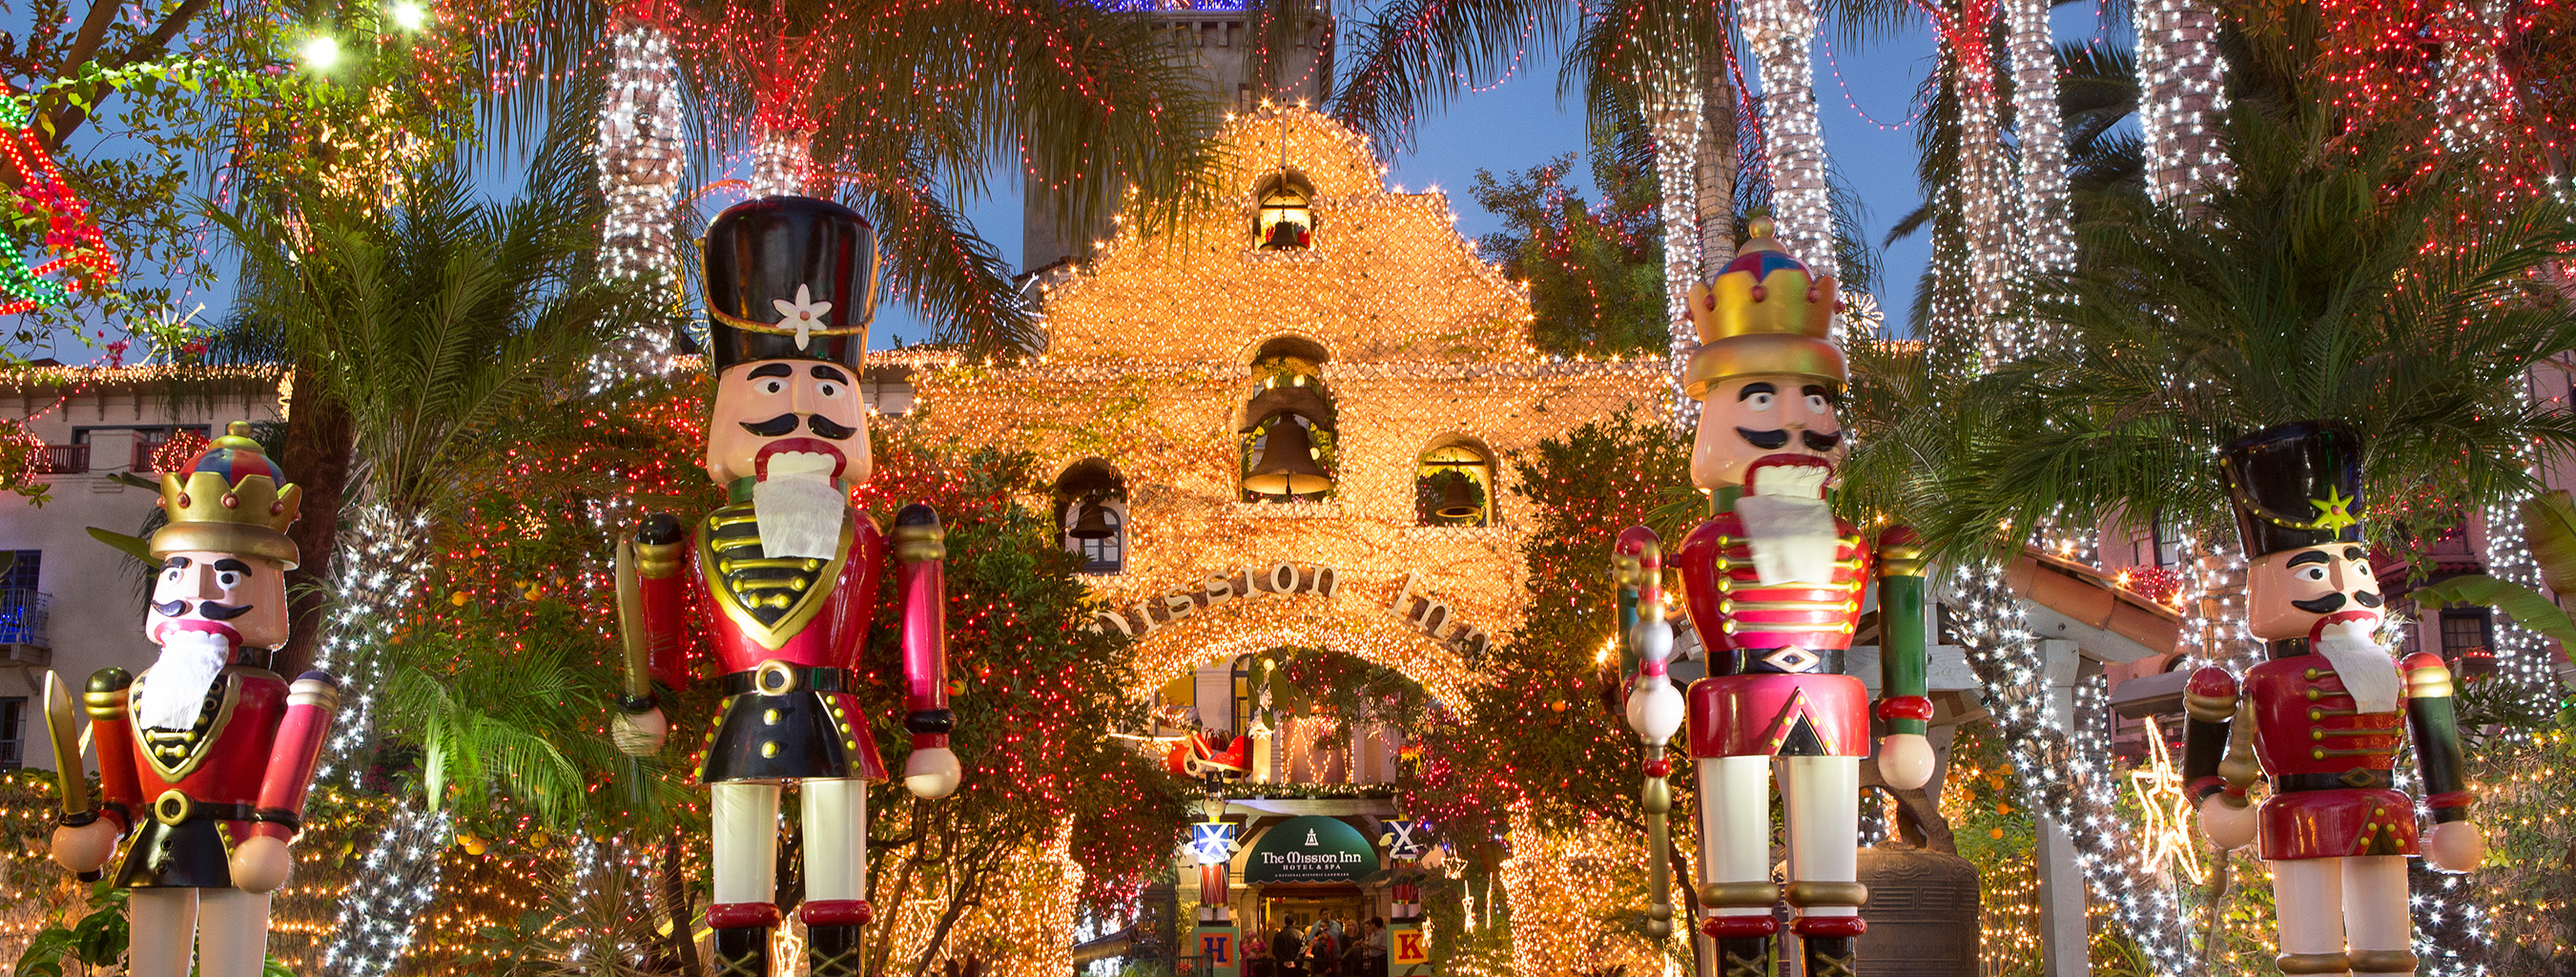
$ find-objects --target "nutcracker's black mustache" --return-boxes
[741,414,856,440]
[1735,427,1844,451]
[153,599,255,620]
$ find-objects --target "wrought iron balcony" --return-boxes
[0,589,51,649]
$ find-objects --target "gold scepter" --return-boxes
[612,540,658,805]
[41,670,102,881]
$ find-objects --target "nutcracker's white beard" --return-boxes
[1735,464,1839,586]
[752,450,847,560]
[139,629,233,730]
[2314,617,2402,714]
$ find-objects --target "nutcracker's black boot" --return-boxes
[711,926,770,977]
[1801,935,1859,977]
[1716,937,1772,977]
[808,924,863,977]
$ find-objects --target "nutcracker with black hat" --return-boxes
[1618,218,1932,977]
[2182,421,2483,977]
[609,196,960,977]
[44,422,339,977]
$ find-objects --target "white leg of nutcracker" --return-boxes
[2341,856,2413,977]
[129,889,196,977]
[197,888,274,977]
[711,782,783,975]
[2271,860,2346,971]
[1782,755,1864,950]
[1695,756,1776,977]
[801,779,870,977]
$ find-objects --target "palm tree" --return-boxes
[214,110,649,977]
[477,0,1221,360]
[1928,95,2576,604]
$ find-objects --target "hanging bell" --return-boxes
[1240,385,1335,433]
[1245,421,1331,496]
[1067,502,1116,540]
[1434,476,1480,519]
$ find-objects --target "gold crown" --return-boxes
[1681,217,1845,399]
[152,421,301,569]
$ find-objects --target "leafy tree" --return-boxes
[1469,143,1666,360]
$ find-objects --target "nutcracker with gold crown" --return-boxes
[1624,218,1932,977]
[2183,421,2483,977]
[608,196,960,977]
[43,422,339,977]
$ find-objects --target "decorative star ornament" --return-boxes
[772,283,833,350]
[2130,716,2204,883]
[2307,486,2360,532]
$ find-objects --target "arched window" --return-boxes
[1253,174,1315,251]
[1416,438,1494,527]
[1052,459,1126,573]
[1241,345,1336,501]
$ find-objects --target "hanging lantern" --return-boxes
[1067,501,1116,540]
[1245,420,1330,496]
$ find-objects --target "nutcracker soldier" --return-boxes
[2184,421,2484,977]
[1622,218,1933,977]
[611,196,961,977]
[46,422,339,977]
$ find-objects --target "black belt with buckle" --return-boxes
[721,662,851,696]
[151,790,266,826]
[2275,770,2394,793]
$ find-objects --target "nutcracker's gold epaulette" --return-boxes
[86,667,133,720]
[635,539,686,579]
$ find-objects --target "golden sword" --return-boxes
[41,670,92,821]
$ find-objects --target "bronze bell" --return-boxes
[1240,385,1335,433]
[1066,502,1116,540]
[1245,421,1330,496]
[1434,476,1480,519]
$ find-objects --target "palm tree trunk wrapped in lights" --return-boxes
[1736,0,1839,294]
[2002,0,2072,285]
[590,9,687,379]
[2133,0,2230,202]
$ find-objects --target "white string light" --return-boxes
[1737,0,1841,330]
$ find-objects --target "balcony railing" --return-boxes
[0,590,51,648]
[31,444,88,475]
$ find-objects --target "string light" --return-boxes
[1737,0,1841,314]
[2132,0,2232,203]
[588,8,687,386]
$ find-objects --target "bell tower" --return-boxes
[1020,2,1335,278]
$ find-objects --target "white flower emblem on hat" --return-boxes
[772,284,834,350]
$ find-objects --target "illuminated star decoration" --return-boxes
[2130,716,2204,883]
[0,83,119,315]
[772,283,831,349]
[2308,486,2360,533]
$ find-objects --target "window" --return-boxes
[0,696,23,770]
[2440,609,2494,657]
[1240,347,1336,501]
[1416,440,1494,527]
[1052,459,1127,575]
[2133,512,2185,568]
[1076,508,1124,573]
[0,551,41,647]
[1253,175,1314,251]
[0,550,37,592]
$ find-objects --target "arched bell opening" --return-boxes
[1252,172,1316,251]
[1415,435,1495,527]
[1241,343,1336,502]
[1051,458,1127,574]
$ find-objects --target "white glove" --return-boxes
[2195,794,2257,851]
[905,746,961,799]
[612,706,669,757]
[2424,821,2486,873]
[230,834,293,893]
[1877,733,1934,790]
[50,819,119,875]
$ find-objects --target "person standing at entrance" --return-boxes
[1638,218,1936,977]
[1272,920,1306,977]
[608,196,963,977]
